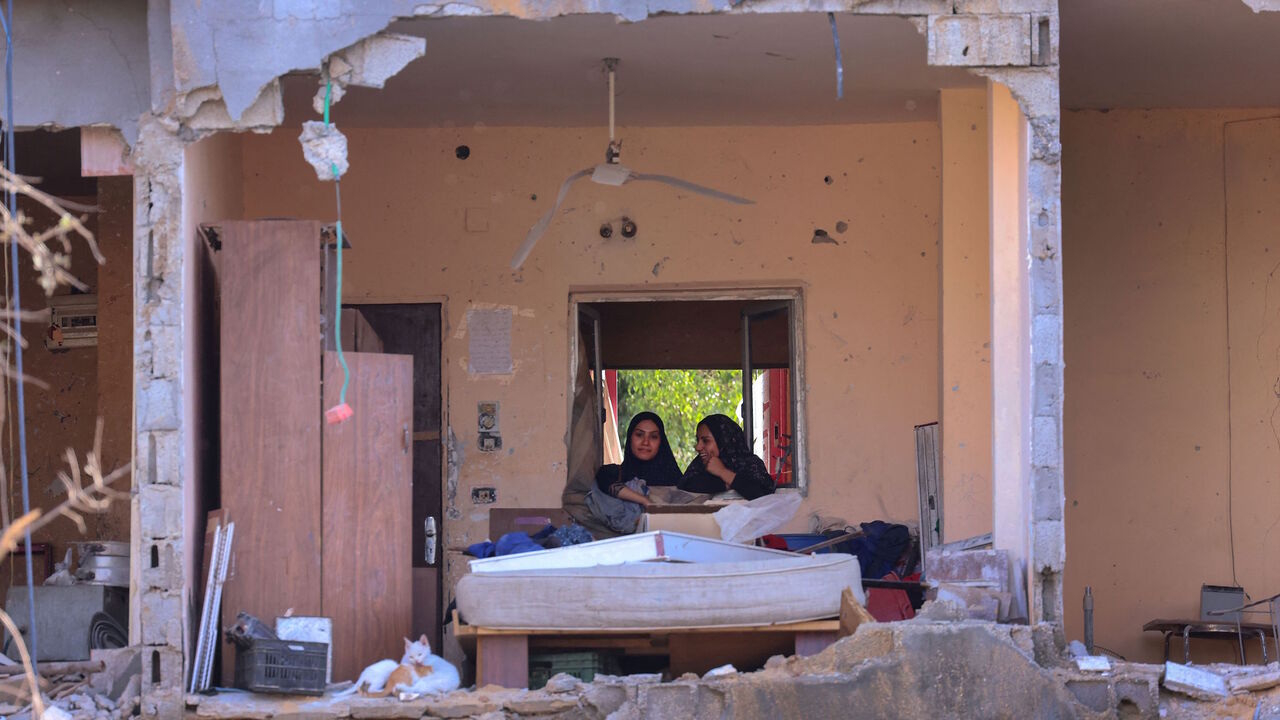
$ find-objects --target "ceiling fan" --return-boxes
[509,58,755,270]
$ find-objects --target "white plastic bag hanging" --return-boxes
[713,493,804,544]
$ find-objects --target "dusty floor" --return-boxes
[173,616,1280,720]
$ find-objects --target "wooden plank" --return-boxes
[488,508,572,541]
[476,635,528,689]
[323,351,415,683]
[219,220,323,682]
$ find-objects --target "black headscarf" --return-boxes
[678,414,776,500]
[595,411,683,497]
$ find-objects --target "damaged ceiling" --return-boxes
[281,13,982,128]
[1061,0,1280,110]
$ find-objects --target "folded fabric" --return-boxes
[466,531,546,558]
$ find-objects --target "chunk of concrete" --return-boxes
[926,548,1011,593]
[299,121,349,181]
[1163,662,1229,699]
[328,33,426,90]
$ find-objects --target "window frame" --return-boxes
[567,287,808,495]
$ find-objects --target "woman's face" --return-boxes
[695,424,719,462]
[630,419,661,461]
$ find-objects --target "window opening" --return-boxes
[570,293,803,492]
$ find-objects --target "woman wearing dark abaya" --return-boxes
[585,411,683,532]
[677,413,776,500]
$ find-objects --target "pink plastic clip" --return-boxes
[325,402,353,424]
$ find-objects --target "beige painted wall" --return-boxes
[939,88,994,544]
[1063,109,1280,664]
[235,124,942,592]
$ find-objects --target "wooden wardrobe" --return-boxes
[217,220,412,683]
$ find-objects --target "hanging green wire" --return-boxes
[325,78,350,407]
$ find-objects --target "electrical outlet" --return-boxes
[478,401,499,432]
[472,487,496,504]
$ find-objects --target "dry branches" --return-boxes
[0,162,126,720]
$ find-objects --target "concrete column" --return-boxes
[939,88,994,544]
[989,81,1033,621]
[130,117,188,719]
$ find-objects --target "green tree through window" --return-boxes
[617,369,743,467]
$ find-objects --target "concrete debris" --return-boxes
[1163,662,1229,700]
[299,121,350,181]
[327,34,427,91]
[542,672,582,693]
[1075,655,1111,673]
[1230,669,1280,694]
[703,664,737,679]
[313,77,348,115]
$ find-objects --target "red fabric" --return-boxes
[865,571,915,622]
[759,534,789,550]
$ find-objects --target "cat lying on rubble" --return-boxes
[336,635,460,698]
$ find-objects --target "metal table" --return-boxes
[1143,618,1275,664]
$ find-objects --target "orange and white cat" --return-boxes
[336,635,460,697]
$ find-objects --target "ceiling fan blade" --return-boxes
[627,172,755,205]
[510,167,593,270]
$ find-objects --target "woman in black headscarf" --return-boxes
[593,411,683,509]
[678,414,776,500]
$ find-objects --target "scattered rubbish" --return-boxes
[298,121,349,181]
[1075,656,1111,673]
[226,611,277,647]
[1163,661,1228,699]
[1067,640,1089,657]
[43,548,74,586]
[704,664,738,678]
[714,492,804,544]
[276,616,334,685]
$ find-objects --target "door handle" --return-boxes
[403,425,410,453]
[424,516,437,565]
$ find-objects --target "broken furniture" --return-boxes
[216,220,413,683]
[455,610,837,688]
[1143,618,1276,664]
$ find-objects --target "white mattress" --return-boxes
[456,553,864,630]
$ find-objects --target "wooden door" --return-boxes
[219,220,323,681]
[354,305,444,652]
[322,351,414,682]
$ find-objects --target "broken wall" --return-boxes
[237,121,943,602]
[1063,108,1280,664]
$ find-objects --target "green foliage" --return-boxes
[617,369,743,466]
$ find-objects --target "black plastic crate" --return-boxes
[233,638,328,695]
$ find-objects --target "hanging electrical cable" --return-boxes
[321,79,352,425]
[0,0,38,668]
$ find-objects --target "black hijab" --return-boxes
[678,414,776,500]
[595,411,683,496]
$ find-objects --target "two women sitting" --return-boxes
[586,411,775,533]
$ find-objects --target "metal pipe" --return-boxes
[1084,586,1094,654]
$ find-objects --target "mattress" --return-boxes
[456,552,864,630]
